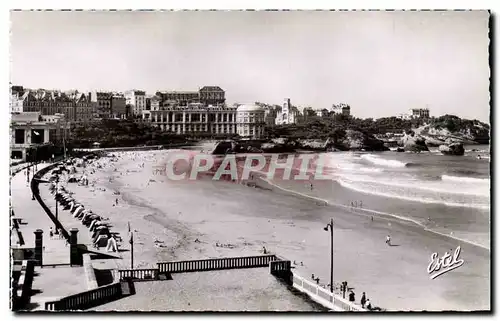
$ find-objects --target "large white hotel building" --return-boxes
[142,86,265,139]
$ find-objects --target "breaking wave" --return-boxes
[360,154,408,168]
[441,175,490,184]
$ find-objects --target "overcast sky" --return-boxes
[10,10,490,122]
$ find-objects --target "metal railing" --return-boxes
[118,268,160,281]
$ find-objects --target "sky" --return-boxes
[9,10,491,122]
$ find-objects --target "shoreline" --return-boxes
[258,175,490,252]
[58,150,490,311]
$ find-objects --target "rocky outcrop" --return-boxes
[401,133,429,152]
[213,130,389,154]
[438,143,465,156]
[332,130,388,151]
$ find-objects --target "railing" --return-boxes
[118,269,160,281]
[157,255,277,273]
[269,260,291,273]
[291,273,366,312]
[44,282,123,311]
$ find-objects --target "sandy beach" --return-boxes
[51,150,490,311]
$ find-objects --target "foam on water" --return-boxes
[441,175,490,184]
[360,154,408,168]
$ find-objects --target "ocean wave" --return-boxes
[441,175,490,184]
[262,178,490,251]
[361,154,408,168]
[338,174,489,197]
[337,178,489,210]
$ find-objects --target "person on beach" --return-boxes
[115,198,118,206]
[49,227,54,239]
[386,235,391,246]
[262,246,267,254]
[361,292,366,308]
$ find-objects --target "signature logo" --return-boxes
[427,246,465,280]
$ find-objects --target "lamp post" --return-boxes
[323,218,334,294]
[55,181,59,231]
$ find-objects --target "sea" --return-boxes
[186,142,491,250]
[316,145,491,250]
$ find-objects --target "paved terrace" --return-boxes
[94,269,323,311]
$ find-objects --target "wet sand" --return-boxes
[63,150,490,311]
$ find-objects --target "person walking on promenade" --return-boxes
[349,290,355,302]
[361,292,366,308]
[49,227,54,239]
[386,235,391,246]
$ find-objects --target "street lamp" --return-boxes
[55,180,59,232]
[324,218,334,294]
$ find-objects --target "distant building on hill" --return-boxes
[331,103,351,116]
[275,98,299,125]
[411,108,430,118]
[398,108,430,120]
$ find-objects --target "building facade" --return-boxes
[10,92,24,113]
[155,86,226,107]
[411,108,430,118]
[111,94,126,119]
[199,86,225,106]
[10,112,65,160]
[155,91,199,106]
[143,103,238,135]
[90,91,113,119]
[21,89,93,123]
[125,90,146,117]
[236,104,266,139]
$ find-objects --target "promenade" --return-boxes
[11,164,87,310]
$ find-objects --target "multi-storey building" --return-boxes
[125,90,146,117]
[236,104,266,139]
[111,94,126,119]
[21,89,93,123]
[10,92,24,113]
[199,86,225,106]
[90,91,113,119]
[143,103,238,135]
[155,91,199,107]
[156,86,226,107]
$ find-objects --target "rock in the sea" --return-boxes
[401,134,429,152]
[438,143,465,156]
